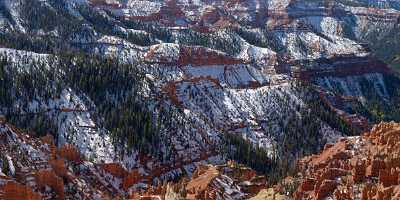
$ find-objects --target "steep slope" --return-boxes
[0,119,121,199]
[0,0,399,195]
[135,122,400,199]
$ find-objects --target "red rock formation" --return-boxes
[319,168,347,182]
[198,7,221,26]
[352,159,366,183]
[366,159,386,177]
[294,58,391,81]
[293,122,400,200]
[334,186,353,200]
[122,169,141,190]
[145,44,245,66]
[300,178,316,192]
[186,166,219,195]
[35,170,65,200]
[299,139,350,171]
[57,144,82,163]
[178,46,244,66]
[162,81,181,106]
[0,122,121,199]
[138,162,264,200]
[41,134,55,146]
[162,76,222,106]
[100,163,128,178]
[315,180,338,200]
[379,169,399,187]
[49,159,68,179]
[0,181,42,200]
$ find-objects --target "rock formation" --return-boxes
[292,122,400,200]
[135,162,266,199]
[0,181,42,200]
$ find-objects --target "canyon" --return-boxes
[0,0,399,199]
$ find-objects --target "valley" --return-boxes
[0,0,399,199]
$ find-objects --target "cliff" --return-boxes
[290,122,400,200]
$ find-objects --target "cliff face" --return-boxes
[290,122,400,200]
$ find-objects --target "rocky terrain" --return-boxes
[0,0,399,199]
[0,118,118,199]
[129,122,400,199]
[134,161,268,200]
[288,122,400,200]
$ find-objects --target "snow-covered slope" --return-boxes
[0,0,399,198]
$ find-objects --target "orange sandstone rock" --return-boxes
[300,178,316,192]
[57,144,82,163]
[352,160,366,183]
[379,169,399,187]
[315,180,338,200]
[49,159,68,179]
[122,169,141,190]
[334,186,353,200]
[366,159,386,177]
[100,163,128,178]
[35,170,65,200]
[0,181,42,200]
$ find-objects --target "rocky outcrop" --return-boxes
[0,181,42,200]
[352,160,366,183]
[57,144,82,163]
[122,169,141,190]
[315,180,338,200]
[99,163,128,178]
[145,44,245,66]
[0,122,122,199]
[299,178,316,192]
[379,169,399,187]
[292,122,400,200]
[178,46,244,66]
[49,159,68,179]
[249,188,290,200]
[35,170,65,200]
[136,162,266,200]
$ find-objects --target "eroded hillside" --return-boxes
[0,0,399,199]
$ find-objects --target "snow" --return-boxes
[2,0,26,33]
[145,43,180,63]
[268,0,291,10]
[315,73,388,98]
[184,64,267,88]
[240,44,277,68]
[320,123,343,144]
[125,0,161,16]
[5,155,15,176]
[0,0,398,187]
[174,78,315,156]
